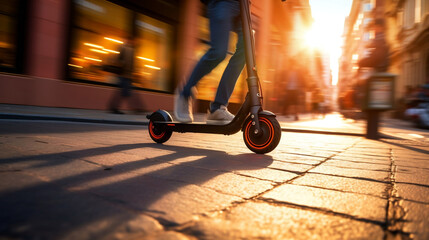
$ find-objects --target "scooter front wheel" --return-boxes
[243,115,281,154]
[148,110,173,143]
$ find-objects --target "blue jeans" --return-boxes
[182,0,245,113]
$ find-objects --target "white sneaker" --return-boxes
[174,88,198,123]
[206,105,235,124]
[174,93,193,123]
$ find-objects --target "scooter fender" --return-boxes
[146,109,173,121]
[258,110,276,117]
[241,110,276,131]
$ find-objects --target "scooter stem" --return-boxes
[240,0,262,134]
[240,0,257,78]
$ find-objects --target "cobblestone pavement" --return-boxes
[0,120,428,239]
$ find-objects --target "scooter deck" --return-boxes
[159,121,228,125]
[153,120,243,135]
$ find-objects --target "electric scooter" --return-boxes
[147,0,285,154]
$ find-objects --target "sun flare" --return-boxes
[304,23,331,51]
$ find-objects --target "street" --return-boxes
[1,118,428,240]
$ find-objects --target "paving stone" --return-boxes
[66,214,167,240]
[169,151,276,173]
[395,160,429,170]
[143,163,275,198]
[309,164,389,182]
[2,120,429,239]
[401,200,429,240]
[394,152,428,162]
[395,166,429,186]
[272,152,325,165]
[396,183,429,204]
[234,167,298,183]
[0,177,165,240]
[262,183,386,222]
[280,148,337,158]
[0,171,46,193]
[331,155,391,165]
[323,159,391,172]
[292,173,387,197]
[81,175,242,224]
[268,160,314,173]
[82,147,176,166]
[188,201,385,240]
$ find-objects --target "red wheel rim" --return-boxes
[244,117,274,150]
[149,121,166,140]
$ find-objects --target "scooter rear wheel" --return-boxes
[148,111,173,143]
[243,115,281,154]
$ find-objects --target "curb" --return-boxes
[281,127,399,139]
[0,113,148,126]
[0,113,400,139]
[281,127,364,137]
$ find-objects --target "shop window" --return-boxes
[69,0,132,83]
[133,14,174,92]
[68,0,174,93]
[0,0,19,72]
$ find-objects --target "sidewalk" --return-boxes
[1,112,429,239]
[0,103,418,138]
[0,104,150,126]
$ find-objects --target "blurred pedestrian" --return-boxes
[283,63,301,121]
[311,87,324,118]
[174,0,245,123]
[107,36,144,114]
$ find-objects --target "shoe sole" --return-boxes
[206,119,232,125]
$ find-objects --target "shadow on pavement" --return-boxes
[380,139,429,155]
[0,143,273,239]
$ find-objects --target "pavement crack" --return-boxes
[242,139,363,203]
[277,151,327,159]
[168,138,369,233]
[318,164,391,172]
[232,171,278,183]
[330,158,391,167]
[294,183,387,199]
[394,181,429,189]
[306,171,390,184]
[383,148,413,240]
[265,167,304,175]
[79,158,112,169]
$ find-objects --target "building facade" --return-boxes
[0,0,316,114]
[338,0,377,110]
[339,0,429,113]
[385,0,429,98]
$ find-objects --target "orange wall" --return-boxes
[26,0,69,79]
[0,0,174,111]
[0,74,173,111]
[0,0,289,112]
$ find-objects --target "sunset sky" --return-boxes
[308,0,353,85]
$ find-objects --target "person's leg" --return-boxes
[210,30,245,112]
[181,0,234,98]
[109,91,122,114]
[210,1,244,113]
[122,78,145,113]
[109,77,126,114]
[176,0,236,122]
[291,90,299,120]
